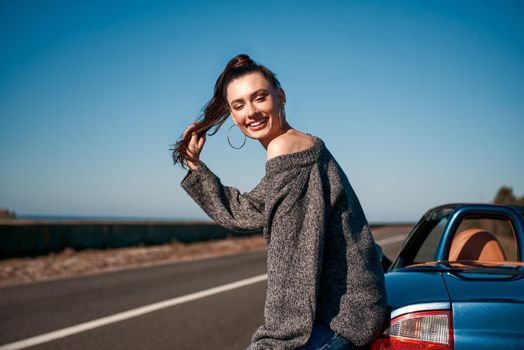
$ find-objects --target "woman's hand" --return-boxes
[183,123,206,170]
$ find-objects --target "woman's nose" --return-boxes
[246,103,259,118]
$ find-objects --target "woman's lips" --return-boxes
[247,118,268,131]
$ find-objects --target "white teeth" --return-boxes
[250,120,264,127]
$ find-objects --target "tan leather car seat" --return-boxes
[449,228,506,262]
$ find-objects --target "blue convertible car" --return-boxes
[372,203,524,350]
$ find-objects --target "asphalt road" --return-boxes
[0,227,409,350]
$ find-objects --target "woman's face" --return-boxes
[226,72,285,147]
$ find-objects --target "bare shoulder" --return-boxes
[267,130,315,160]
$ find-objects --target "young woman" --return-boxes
[173,54,387,350]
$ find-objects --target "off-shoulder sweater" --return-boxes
[181,137,388,349]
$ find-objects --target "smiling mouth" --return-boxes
[247,118,268,130]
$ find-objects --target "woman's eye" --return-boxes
[233,105,244,111]
[255,96,266,102]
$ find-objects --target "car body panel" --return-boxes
[442,271,524,303]
[452,301,524,350]
[384,271,450,312]
[443,271,524,349]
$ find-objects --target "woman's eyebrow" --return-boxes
[230,89,269,105]
[250,89,269,99]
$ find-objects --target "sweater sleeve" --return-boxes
[249,165,326,349]
[181,163,265,232]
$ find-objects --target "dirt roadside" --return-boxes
[0,224,412,288]
[0,235,266,288]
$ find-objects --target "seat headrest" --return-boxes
[448,228,506,262]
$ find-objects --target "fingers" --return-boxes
[190,134,205,154]
[184,123,205,159]
[189,132,199,151]
[183,122,197,139]
[183,123,199,150]
[197,133,206,149]
[182,122,207,170]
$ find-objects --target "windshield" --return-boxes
[412,217,448,264]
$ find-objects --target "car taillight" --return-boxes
[371,310,453,350]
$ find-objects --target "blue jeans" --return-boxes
[297,323,370,350]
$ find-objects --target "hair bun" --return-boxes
[230,54,253,68]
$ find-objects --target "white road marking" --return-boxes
[376,234,408,246]
[0,274,268,350]
[2,234,406,350]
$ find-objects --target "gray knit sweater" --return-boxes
[181,137,387,349]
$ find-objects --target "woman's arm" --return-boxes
[181,163,266,232]
[180,123,265,231]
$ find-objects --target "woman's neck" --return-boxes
[260,123,292,149]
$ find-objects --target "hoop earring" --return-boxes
[227,124,247,149]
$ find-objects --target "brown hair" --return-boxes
[171,54,282,168]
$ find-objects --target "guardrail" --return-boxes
[0,220,259,259]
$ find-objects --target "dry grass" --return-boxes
[0,235,266,287]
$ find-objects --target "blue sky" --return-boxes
[1,0,523,222]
